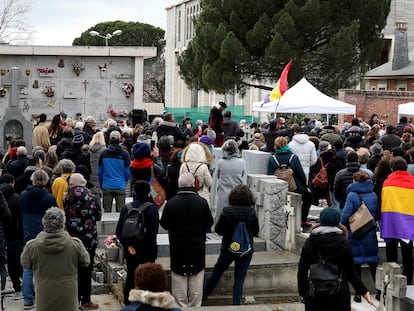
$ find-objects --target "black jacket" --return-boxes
[334,162,360,209]
[116,199,159,263]
[156,121,185,143]
[0,190,10,242]
[0,183,22,242]
[215,203,259,252]
[298,227,367,311]
[160,188,213,275]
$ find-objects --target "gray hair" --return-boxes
[42,207,65,233]
[17,146,27,156]
[58,159,76,174]
[33,148,46,161]
[222,139,239,154]
[178,173,195,188]
[30,169,49,187]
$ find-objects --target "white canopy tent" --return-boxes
[252,78,356,115]
[398,102,414,116]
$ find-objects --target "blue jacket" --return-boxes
[20,185,57,243]
[267,149,307,193]
[98,144,131,190]
[340,180,379,265]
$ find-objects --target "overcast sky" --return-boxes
[26,0,177,46]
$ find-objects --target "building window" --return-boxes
[397,80,407,91]
[378,79,387,91]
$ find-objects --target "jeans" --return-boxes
[204,249,253,305]
[103,189,125,212]
[22,268,34,305]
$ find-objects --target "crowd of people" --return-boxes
[0,104,413,309]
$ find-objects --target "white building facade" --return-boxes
[165,0,264,112]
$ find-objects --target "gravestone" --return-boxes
[0,67,32,152]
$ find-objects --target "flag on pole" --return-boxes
[262,60,292,105]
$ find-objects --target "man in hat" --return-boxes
[368,140,383,172]
[380,124,401,151]
[61,134,91,174]
[21,207,90,311]
[98,130,131,212]
[209,101,227,147]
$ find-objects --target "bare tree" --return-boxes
[0,0,32,44]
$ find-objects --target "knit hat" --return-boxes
[369,140,383,156]
[319,208,341,227]
[68,173,86,188]
[132,142,151,159]
[42,207,65,233]
[109,130,121,141]
[319,141,330,151]
[72,134,84,147]
[199,135,213,146]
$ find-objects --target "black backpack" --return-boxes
[228,221,252,257]
[308,250,343,298]
[120,202,153,242]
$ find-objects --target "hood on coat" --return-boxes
[159,121,176,128]
[346,179,374,194]
[89,143,105,153]
[35,231,70,254]
[106,143,123,155]
[0,183,14,198]
[182,142,212,164]
[24,185,49,200]
[128,289,176,309]
[292,133,310,144]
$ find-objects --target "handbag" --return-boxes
[149,166,166,208]
[348,193,376,239]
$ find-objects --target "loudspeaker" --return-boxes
[131,109,147,125]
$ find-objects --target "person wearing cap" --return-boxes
[98,130,131,212]
[61,134,91,174]
[21,207,90,311]
[20,170,57,309]
[116,180,159,306]
[51,159,76,210]
[209,101,227,147]
[298,207,372,309]
[63,173,101,310]
[380,124,401,151]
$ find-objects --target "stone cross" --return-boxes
[2,67,28,109]
[376,262,407,311]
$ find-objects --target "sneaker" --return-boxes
[23,303,34,310]
[79,302,99,310]
[353,295,361,303]
[13,291,23,300]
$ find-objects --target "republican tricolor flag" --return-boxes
[262,60,292,105]
[381,171,414,240]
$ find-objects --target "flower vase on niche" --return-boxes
[43,87,54,97]
[32,80,39,89]
[72,63,84,77]
[58,59,65,68]
[0,87,7,97]
[121,82,134,98]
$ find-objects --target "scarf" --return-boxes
[131,157,154,169]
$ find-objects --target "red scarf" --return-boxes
[131,157,154,169]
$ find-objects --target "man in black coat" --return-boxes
[160,173,213,308]
[156,113,186,144]
[333,151,361,210]
[115,181,159,306]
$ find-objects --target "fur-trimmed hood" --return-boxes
[181,141,212,164]
[128,289,176,309]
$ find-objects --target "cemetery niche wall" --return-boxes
[0,45,156,129]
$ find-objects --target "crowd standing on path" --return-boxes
[0,108,412,309]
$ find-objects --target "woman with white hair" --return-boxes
[215,139,246,220]
[21,207,90,311]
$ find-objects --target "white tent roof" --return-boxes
[252,78,356,115]
[398,102,414,116]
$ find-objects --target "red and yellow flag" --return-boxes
[269,60,292,102]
